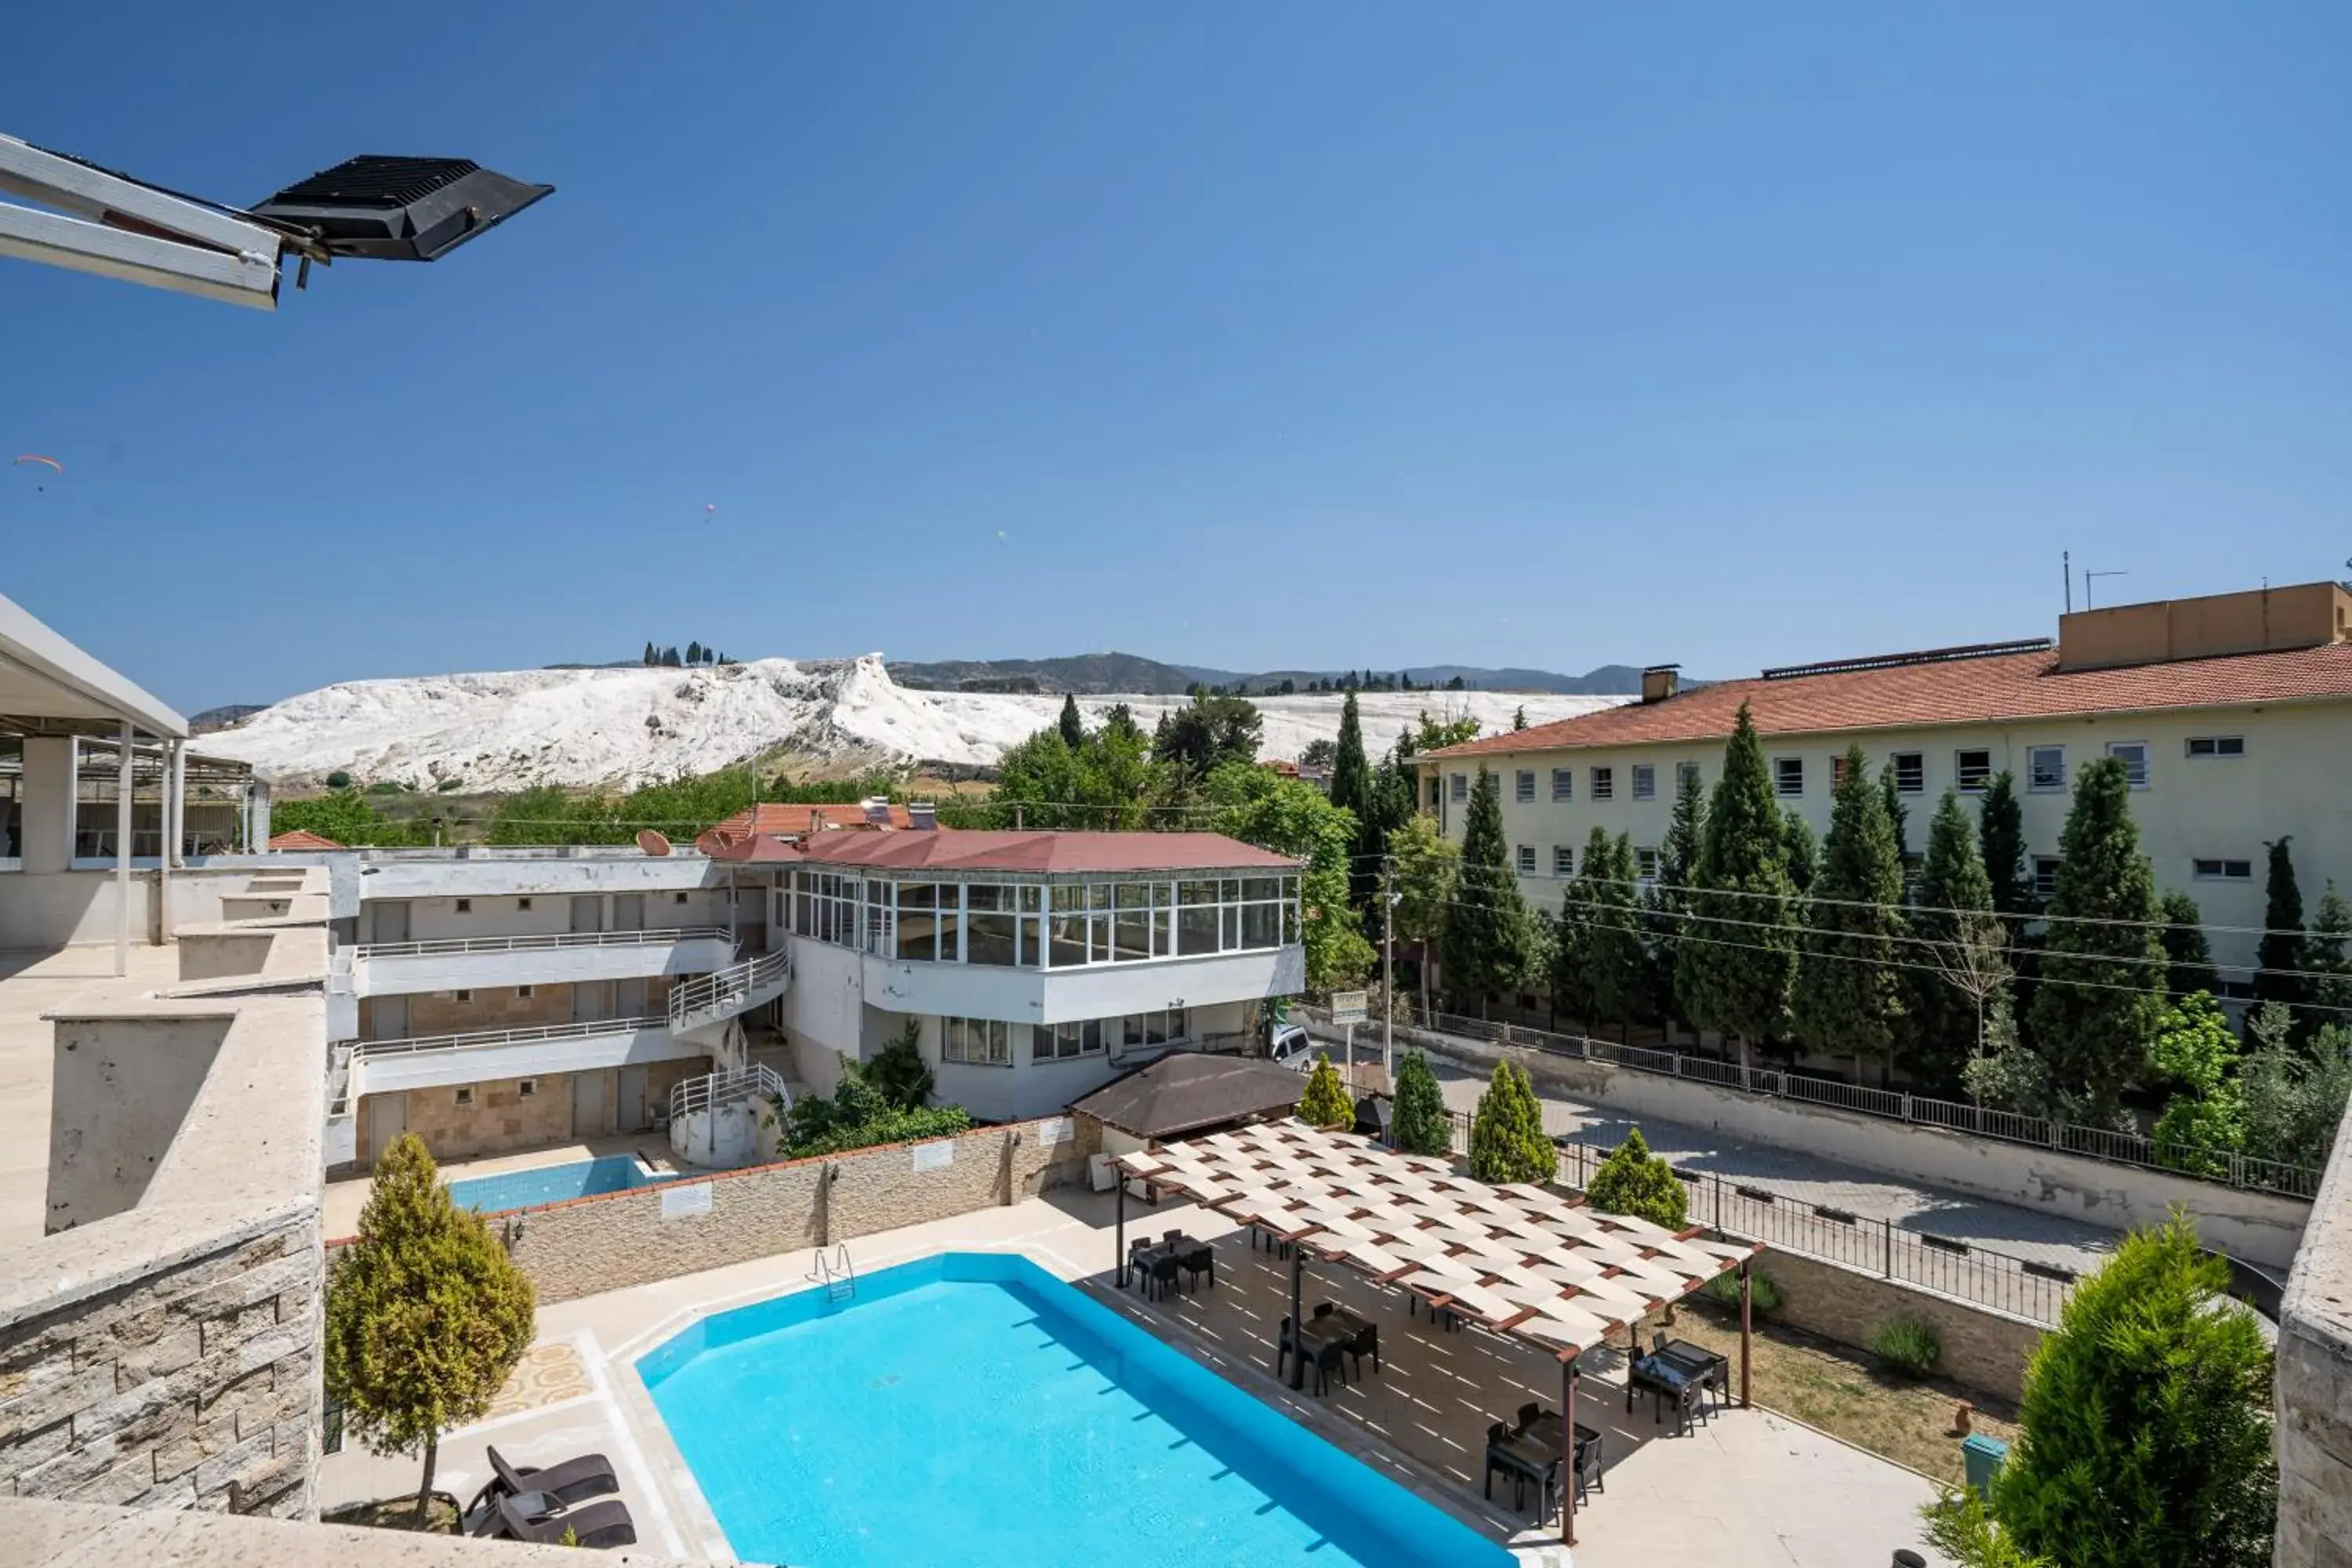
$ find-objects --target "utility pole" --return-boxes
[1381,855,1396,1082]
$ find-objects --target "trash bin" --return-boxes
[1961,1433,2009,1496]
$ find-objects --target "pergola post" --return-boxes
[1560,1352,1578,1547]
[1624,1321,1638,1414]
[113,720,133,977]
[1287,1240,1305,1391]
[1115,1167,1127,1287]
[1738,1260,1753,1409]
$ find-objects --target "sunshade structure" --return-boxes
[1112,1122,1763,1547]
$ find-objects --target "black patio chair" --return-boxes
[465,1443,619,1522]
[1574,1426,1606,1504]
[1178,1245,1214,1292]
[1483,1423,1550,1515]
[1147,1253,1184,1300]
[492,1493,637,1549]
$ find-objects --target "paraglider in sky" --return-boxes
[13,455,61,492]
[704,503,717,521]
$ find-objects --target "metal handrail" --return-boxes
[670,1062,789,1121]
[355,1015,667,1058]
[670,949,793,1029]
[355,925,732,959]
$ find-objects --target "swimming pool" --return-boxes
[445,1156,672,1214]
[637,1252,1514,1568]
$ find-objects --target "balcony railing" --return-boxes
[354,926,732,960]
[354,1014,669,1059]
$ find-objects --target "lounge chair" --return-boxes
[495,1492,637,1548]
[484,1443,620,1507]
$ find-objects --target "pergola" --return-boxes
[1113,1123,1763,1548]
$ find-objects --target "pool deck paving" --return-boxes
[318,1189,1953,1566]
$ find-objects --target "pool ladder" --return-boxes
[812,1244,856,1303]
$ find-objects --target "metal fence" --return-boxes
[1356,1006,2321,1201]
[1444,1110,2074,1326]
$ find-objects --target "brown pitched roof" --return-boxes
[1073,1054,1303,1140]
[696,800,913,855]
[268,829,344,851]
[1428,642,2352,759]
[785,828,1298,876]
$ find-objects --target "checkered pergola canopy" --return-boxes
[1115,1122,1759,1358]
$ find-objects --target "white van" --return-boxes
[1268,1022,1316,1071]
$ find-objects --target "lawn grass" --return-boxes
[1666,1299,2019,1486]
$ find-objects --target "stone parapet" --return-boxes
[2276,1099,2352,1566]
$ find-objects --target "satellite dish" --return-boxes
[636,829,672,857]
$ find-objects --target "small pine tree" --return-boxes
[1329,691,1374,907]
[2255,837,2310,1017]
[1979,771,2029,927]
[1298,1051,1354,1128]
[1058,693,1084,750]
[1780,809,1818,895]
[1881,762,1910,862]
[1654,763,1706,1031]
[1390,1049,1450,1156]
[1440,767,1537,1013]
[687,639,704,664]
[1793,742,1907,1086]
[1466,1060,1554,1183]
[1582,1126,1688,1230]
[643,640,656,666]
[2310,884,2352,1028]
[1587,833,1650,1033]
[2158,890,2221,1000]
[324,1134,536,1516]
[2026,757,2163,1116]
[1677,704,1796,1080]
[1986,1213,2276,1568]
[1910,788,2010,1096]
[1512,705,1528,731]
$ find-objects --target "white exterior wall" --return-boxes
[357,887,730,944]
[892,1000,1256,1123]
[350,1021,705,1097]
[1430,697,2352,978]
[350,935,735,998]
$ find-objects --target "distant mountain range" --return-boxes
[886,652,1646,697]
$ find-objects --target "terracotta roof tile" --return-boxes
[787,829,1298,876]
[268,829,344,851]
[1428,643,2352,759]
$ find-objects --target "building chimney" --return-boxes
[908,801,938,832]
[1641,664,1681,704]
[862,796,892,826]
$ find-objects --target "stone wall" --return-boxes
[1755,1247,2044,1403]
[504,1116,1098,1305]
[387,1073,575,1161]
[0,1212,321,1515]
[2275,1098,2352,1566]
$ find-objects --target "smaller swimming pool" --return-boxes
[445,1156,673,1214]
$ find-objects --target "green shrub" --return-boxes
[786,1104,974,1158]
[1298,1051,1355,1129]
[1699,1267,1780,1316]
[1871,1316,1941,1379]
[325,770,352,789]
[1466,1060,1554,1184]
[1582,1127,1689,1230]
[1390,1049,1450,1156]
[864,1020,935,1109]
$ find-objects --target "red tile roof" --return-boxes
[779,829,1298,876]
[1428,642,2352,759]
[696,800,913,855]
[268,829,344,851]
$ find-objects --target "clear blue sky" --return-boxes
[6,3,2348,713]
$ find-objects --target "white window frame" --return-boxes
[1635,848,1661,882]
[1550,768,1573,801]
[1891,752,1925,796]
[1675,760,1701,792]
[1631,764,1657,800]
[1450,772,1468,802]
[2105,740,2151,789]
[1038,1018,1108,1062]
[2186,735,2245,760]
[1552,845,1573,877]
[941,1015,1012,1067]
[1515,844,1537,874]
[2027,745,2067,793]
[1515,770,1536,804]
[2031,855,2063,898]
[1773,757,1804,798]
[1955,749,1992,793]
[1590,766,1614,800]
[2193,858,2254,882]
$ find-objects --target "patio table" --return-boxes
[1653,1338,1730,1409]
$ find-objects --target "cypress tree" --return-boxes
[1467,1060,1554,1183]
[1512,705,1528,731]
[1794,743,1908,1085]
[1330,691,1374,906]
[1676,703,1796,1080]
[1582,1127,1688,1230]
[1298,1051,1354,1128]
[1058,693,1084,750]
[1909,788,2009,1094]
[1780,810,1818,895]
[2026,757,2163,1116]
[1979,771,2029,927]
[1882,763,1910,862]
[2254,837,2310,1017]
[1440,767,1535,1013]
[1391,1049,1450,1156]
[2158,890,2221,1000]
[2309,884,2352,1029]
[1656,764,1706,1033]
[1588,833,1650,1036]
[642,640,656,666]
[1551,832,1600,1028]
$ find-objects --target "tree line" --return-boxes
[641,641,735,667]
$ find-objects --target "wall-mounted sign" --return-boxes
[1037,1117,1073,1148]
[660,1183,713,1220]
[912,1142,955,1173]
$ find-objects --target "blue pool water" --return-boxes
[445,1156,671,1214]
[638,1253,1512,1568]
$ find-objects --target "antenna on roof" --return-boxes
[636,829,671,857]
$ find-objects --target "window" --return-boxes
[1892,753,1924,795]
[2027,746,2067,792]
[941,1016,1011,1065]
[2194,858,2254,882]
[2186,735,2245,759]
[1635,848,1661,881]
[1773,757,1804,797]
[1516,845,1536,873]
[1552,844,1574,877]
[454,898,471,913]
[453,1087,474,1109]
[517,1079,537,1098]
[1551,768,1573,801]
[1675,760,1700,792]
[1831,754,1849,789]
[517,897,532,911]
[1515,770,1536,804]
[1122,1007,1190,1050]
[1039,1018,1107,1062]
[453,989,473,1003]
[1591,766,1614,800]
[2032,856,2063,898]
[674,891,690,903]
[2106,741,2150,789]
[1955,750,1992,793]
[515,985,534,1000]
[1632,764,1657,800]
[1450,773,1468,802]
[965,883,1018,967]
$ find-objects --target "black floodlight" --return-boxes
[249,156,554,263]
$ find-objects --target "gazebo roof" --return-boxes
[1115,1122,1759,1358]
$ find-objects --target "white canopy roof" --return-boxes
[0,593,186,739]
[1116,1121,1759,1359]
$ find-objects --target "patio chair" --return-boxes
[1146,1253,1184,1301]
[1483,1423,1549,1515]
[1574,1426,1606,1504]
[470,1443,619,1515]
[1163,1229,1184,1247]
[1631,1357,1701,1436]
[493,1492,637,1549]
[1319,1304,1380,1377]
[1178,1244,1214,1292]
